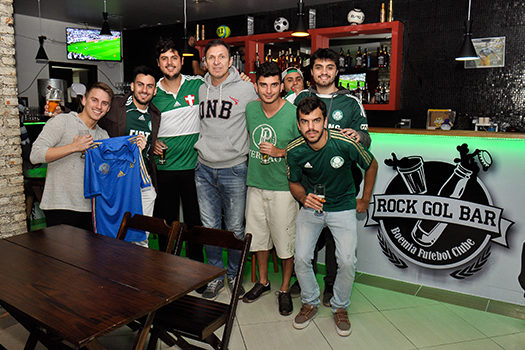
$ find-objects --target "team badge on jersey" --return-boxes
[184,94,195,106]
[332,110,344,121]
[330,156,344,169]
[98,163,110,174]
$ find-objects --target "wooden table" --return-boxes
[0,225,225,349]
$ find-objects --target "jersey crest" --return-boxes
[184,94,195,106]
[98,163,110,174]
[330,156,345,169]
[332,109,344,121]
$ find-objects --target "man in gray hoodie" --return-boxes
[195,39,258,299]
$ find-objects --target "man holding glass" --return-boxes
[242,62,300,316]
[30,82,113,230]
[286,96,377,337]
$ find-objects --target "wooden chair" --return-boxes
[116,212,181,334]
[147,225,252,350]
[116,212,180,253]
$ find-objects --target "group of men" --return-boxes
[30,39,378,337]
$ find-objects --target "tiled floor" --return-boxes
[1,266,525,349]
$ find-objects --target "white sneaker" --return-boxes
[202,278,224,299]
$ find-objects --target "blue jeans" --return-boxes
[195,161,247,279]
[294,208,358,311]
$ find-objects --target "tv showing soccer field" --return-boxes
[66,28,122,61]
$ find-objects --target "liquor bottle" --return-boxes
[338,48,346,72]
[254,51,260,69]
[288,48,294,68]
[265,49,272,62]
[278,50,285,70]
[383,82,390,103]
[388,0,394,22]
[380,3,386,23]
[411,164,473,247]
[377,46,385,68]
[346,49,352,69]
[355,46,362,68]
[361,48,368,68]
[354,81,362,103]
[383,45,390,68]
[366,48,371,68]
[295,50,302,68]
[362,82,370,104]
[374,84,382,104]
[201,25,205,40]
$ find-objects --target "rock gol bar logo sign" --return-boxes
[366,144,514,279]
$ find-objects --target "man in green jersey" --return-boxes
[286,96,378,336]
[97,66,159,233]
[152,37,204,263]
[293,48,371,304]
[242,62,300,316]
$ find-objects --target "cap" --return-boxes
[70,83,86,98]
[282,67,303,80]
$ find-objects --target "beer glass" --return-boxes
[78,130,90,158]
[260,134,270,165]
[314,184,325,215]
[159,146,167,165]
[47,99,61,115]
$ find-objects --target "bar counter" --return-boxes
[369,127,525,139]
[356,127,524,306]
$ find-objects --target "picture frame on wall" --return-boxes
[427,109,455,130]
[465,36,505,69]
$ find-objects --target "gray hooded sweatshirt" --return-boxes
[195,67,258,168]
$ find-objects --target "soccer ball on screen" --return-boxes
[274,17,289,32]
[347,8,365,25]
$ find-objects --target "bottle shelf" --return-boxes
[196,21,403,111]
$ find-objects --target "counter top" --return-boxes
[369,127,525,139]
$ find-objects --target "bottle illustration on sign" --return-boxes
[385,144,493,248]
[411,162,473,246]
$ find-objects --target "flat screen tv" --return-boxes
[339,73,366,91]
[66,27,122,61]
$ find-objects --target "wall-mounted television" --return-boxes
[339,73,366,91]
[66,28,122,62]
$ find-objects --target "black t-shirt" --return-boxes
[181,46,200,75]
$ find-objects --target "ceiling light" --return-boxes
[35,0,48,62]
[456,0,479,61]
[100,0,112,36]
[182,0,194,57]
[36,36,48,61]
[292,0,310,38]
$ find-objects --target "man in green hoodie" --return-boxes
[293,48,370,306]
[195,39,258,299]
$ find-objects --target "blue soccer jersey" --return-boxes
[84,135,152,242]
